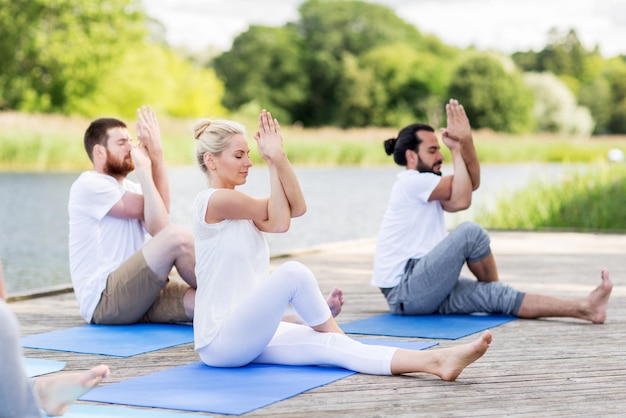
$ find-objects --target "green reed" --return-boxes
[476,163,626,231]
[1,111,625,171]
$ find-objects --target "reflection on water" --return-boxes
[0,172,77,293]
[0,164,577,294]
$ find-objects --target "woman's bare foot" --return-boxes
[390,331,492,379]
[583,269,613,324]
[434,331,493,381]
[327,287,344,317]
[35,364,110,416]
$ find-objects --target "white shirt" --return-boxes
[192,188,269,350]
[68,171,145,322]
[371,170,446,288]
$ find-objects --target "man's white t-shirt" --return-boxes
[68,171,145,322]
[371,170,447,288]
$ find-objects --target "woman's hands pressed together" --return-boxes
[255,109,285,163]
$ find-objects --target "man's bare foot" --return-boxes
[282,288,345,325]
[327,287,344,317]
[35,364,110,416]
[583,268,613,324]
[436,331,493,381]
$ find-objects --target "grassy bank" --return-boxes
[1,111,625,171]
[476,163,626,232]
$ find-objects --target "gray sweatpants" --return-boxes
[382,222,525,316]
[0,300,43,418]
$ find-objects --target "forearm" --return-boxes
[264,162,291,232]
[446,150,472,211]
[272,154,306,217]
[139,175,170,235]
[149,150,171,212]
[460,136,480,190]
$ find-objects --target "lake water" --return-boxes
[0,164,578,294]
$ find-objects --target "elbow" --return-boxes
[291,203,307,218]
[263,215,291,233]
[274,219,291,233]
[146,220,169,236]
[459,196,472,211]
[446,196,472,212]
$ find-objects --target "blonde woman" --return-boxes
[191,109,492,379]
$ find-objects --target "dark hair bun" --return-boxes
[383,138,396,156]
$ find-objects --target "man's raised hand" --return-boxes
[136,105,164,159]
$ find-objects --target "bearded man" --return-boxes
[68,106,196,325]
[371,99,612,323]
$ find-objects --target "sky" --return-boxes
[141,0,626,58]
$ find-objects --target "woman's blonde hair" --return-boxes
[193,118,246,173]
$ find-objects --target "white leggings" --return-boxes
[197,261,397,375]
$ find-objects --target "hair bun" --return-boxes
[383,137,397,155]
[193,119,212,140]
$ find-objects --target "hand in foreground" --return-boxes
[254,109,285,162]
[135,105,163,158]
[440,99,472,150]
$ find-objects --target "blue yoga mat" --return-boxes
[341,313,516,340]
[21,323,194,357]
[55,404,204,417]
[81,338,435,415]
[24,357,66,377]
[81,362,355,415]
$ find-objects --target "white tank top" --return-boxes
[192,188,269,350]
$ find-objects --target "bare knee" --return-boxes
[155,225,194,256]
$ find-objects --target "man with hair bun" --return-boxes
[372,98,612,323]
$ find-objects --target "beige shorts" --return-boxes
[91,250,190,325]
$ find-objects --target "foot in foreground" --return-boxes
[584,268,613,324]
[35,364,110,416]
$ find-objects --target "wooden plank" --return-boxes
[10,231,626,417]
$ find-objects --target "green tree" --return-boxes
[604,58,626,133]
[0,0,146,113]
[213,0,455,127]
[74,44,225,119]
[524,72,593,136]
[537,29,587,79]
[296,0,426,126]
[448,53,534,133]
[213,25,307,123]
[361,42,456,127]
[579,76,612,134]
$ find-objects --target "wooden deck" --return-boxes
[10,231,626,417]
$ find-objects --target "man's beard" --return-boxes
[417,157,442,176]
[104,151,134,177]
